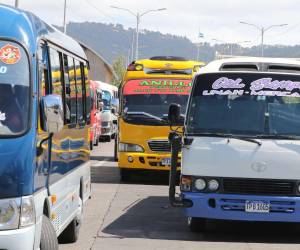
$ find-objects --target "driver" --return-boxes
[0,85,23,133]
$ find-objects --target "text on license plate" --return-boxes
[161,158,171,166]
[245,201,270,213]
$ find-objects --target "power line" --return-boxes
[84,0,115,22]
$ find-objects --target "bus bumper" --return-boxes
[0,225,36,250]
[182,193,300,222]
[118,152,180,171]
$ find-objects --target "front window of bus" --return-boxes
[0,41,30,136]
[187,73,300,138]
[102,90,112,111]
[123,79,192,125]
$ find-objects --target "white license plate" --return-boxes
[161,158,171,166]
[245,201,270,213]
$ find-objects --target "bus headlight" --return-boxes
[20,196,35,227]
[208,180,219,191]
[194,178,206,191]
[119,143,144,152]
[0,198,20,230]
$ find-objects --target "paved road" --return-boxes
[60,141,300,250]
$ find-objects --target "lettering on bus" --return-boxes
[124,79,193,95]
[0,66,7,74]
[202,77,300,97]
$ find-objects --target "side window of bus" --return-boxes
[75,60,84,124]
[63,55,77,124]
[83,62,91,125]
[38,43,49,97]
[49,48,62,95]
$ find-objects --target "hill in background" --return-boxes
[65,22,300,65]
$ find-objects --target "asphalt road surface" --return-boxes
[60,141,300,250]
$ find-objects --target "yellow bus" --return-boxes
[115,56,205,181]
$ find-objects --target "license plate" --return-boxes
[245,201,270,213]
[161,158,171,166]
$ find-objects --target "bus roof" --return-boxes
[124,57,205,82]
[93,81,118,92]
[197,57,300,75]
[0,4,86,60]
[133,57,205,70]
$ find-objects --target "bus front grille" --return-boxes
[148,140,171,152]
[223,178,295,196]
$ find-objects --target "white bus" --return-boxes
[168,57,300,232]
[95,81,119,142]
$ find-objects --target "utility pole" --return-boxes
[197,32,204,61]
[110,6,167,61]
[63,0,67,34]
[240,21,288,57]
[15,0,19,8]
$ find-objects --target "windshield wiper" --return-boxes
[196,132,262,146]
[125,112,167,123]
[255,134,300,140]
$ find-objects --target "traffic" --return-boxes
[1,2,300,250]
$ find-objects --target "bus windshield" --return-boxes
[123,79,192,125]
[0,41,30,136]
[187,72,300,138]
[102,90,112,111]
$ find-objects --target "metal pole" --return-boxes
[261,28,264,57]
[63,0,67,34]
[14,0,19,8]
[131,30,135,62]
[230,44,233,55]
[197,43,200,61]
[135,14,140,60]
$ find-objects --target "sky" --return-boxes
[1,0,300,47]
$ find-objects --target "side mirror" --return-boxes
[41,94,64,134]
[168,103,181,125]
[111,107,116,114]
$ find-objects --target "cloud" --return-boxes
[1,0,299,46]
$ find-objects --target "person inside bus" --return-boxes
[0,84,23,134]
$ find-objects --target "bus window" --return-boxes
[83,61,91,125]
[75,59,84,124]
[49,48,63,101]
[63,55,77,124]
[37,43,49,97]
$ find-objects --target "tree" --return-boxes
[111,56,126,87]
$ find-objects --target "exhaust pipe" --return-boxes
[168,132,193,208]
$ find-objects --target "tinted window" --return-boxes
[0,41,30,135]
[64,55,77,124]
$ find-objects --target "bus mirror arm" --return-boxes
[168,132,193,208]
[37,133,54,157]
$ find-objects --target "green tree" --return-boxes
[111,56,126,87]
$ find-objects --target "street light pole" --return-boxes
[110,6,167,60]
[63,0,67,34]
[240,21,288,57]
[14,0,19,8]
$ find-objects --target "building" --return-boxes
[79,42,114,83]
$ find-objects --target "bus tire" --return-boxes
[120,169,130,182]
[59,197,82,243]
[187,217,206,232]
[40,215,59,250]
[114,136,118,162]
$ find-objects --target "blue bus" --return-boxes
[0,5,91,250]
